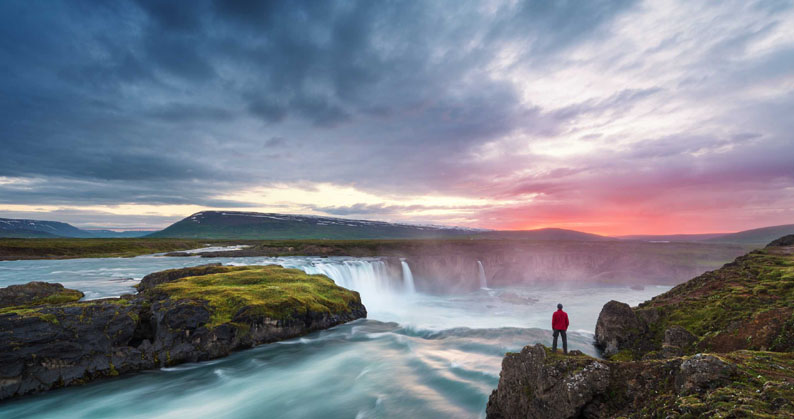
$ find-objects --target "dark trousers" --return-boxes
[552,329,567,354]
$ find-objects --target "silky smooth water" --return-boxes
[0,253,670,418]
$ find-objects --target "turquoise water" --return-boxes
[0,254,670,418]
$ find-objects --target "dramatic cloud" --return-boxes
[0,0,792,234]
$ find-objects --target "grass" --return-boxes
[0,238,226,260]
[630,245,794,353]
[154,265,362,326]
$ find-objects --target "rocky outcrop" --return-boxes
[594,237,794,360]
[486,345,610,419]
[0,281,83,308]
[489,236,794,418]
[0,265,366,400]
[136,263,224,291]
[593,300,644,357]
[486,345,793,418]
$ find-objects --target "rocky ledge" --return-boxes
[0,264,366,400]
[594,236,794,359]
[487,344,794,418]
[488,235,794,418]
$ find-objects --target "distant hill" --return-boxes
[615,224,794,245]
[147,211,483,239]
[0,228,61,238]
[703,224,794,245]
[83,230,157,238]
[0,218,154,239]
[473,228,609,241]
[616,233,724,242]
[0,218,94,238]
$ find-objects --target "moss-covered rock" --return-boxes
[0,281,83,309]
[487,345,794,418]
[595,235,794,359]
[0,265,366,401]
[490,236,794,418]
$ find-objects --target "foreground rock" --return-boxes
[487,345,794,418]
[0,264,366,400]
[488,235,794,418]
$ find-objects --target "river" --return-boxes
[0,253,670,418]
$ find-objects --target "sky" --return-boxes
[0,0,793,235]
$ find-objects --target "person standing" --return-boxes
[552,303,569,354]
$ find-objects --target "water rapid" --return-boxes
[0,254,671,418]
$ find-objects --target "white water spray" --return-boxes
[276,258,412,311]
[477,260,488,289]
[400,259,416,293]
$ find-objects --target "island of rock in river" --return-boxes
[0,264,367,400]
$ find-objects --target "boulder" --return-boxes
[664,325,696,349]
[594,300,644,357]
[675,354,737,395]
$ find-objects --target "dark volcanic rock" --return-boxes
[136,263,223,292]
[486,345,791,418]
[675,354,737,395]
[0,282,83,309]
[486,345,610,419]
[594,300,645,357]
[0,299,142,399]
[664,325,696,350]
[0,265,366,401]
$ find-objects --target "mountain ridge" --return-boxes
[147,211,485,240]
[0,218,152,239]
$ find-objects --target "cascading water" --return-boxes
[0,253,673,418]
[400,259,416,294]
[286,259,405,310]
[477,260,488,289]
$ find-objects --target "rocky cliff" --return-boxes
[487,236,794,418]
[487,345,794,418]
[595,236,794,359]
[0,264,366,400]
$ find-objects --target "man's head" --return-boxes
[557,303,563,310]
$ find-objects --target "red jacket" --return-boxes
[552,309,569,331]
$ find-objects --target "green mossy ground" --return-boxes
[664,351,794,418]
[631,245,794,354]
[0,288,84,322]
[154,265,362,326]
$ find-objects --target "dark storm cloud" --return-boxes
[1,0,792,232]
[0,0,637,200]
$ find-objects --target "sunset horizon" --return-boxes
[2,1,792,237]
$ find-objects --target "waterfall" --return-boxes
[400,259,416,293]
[276,258,410,310]
[477,260,488,289]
